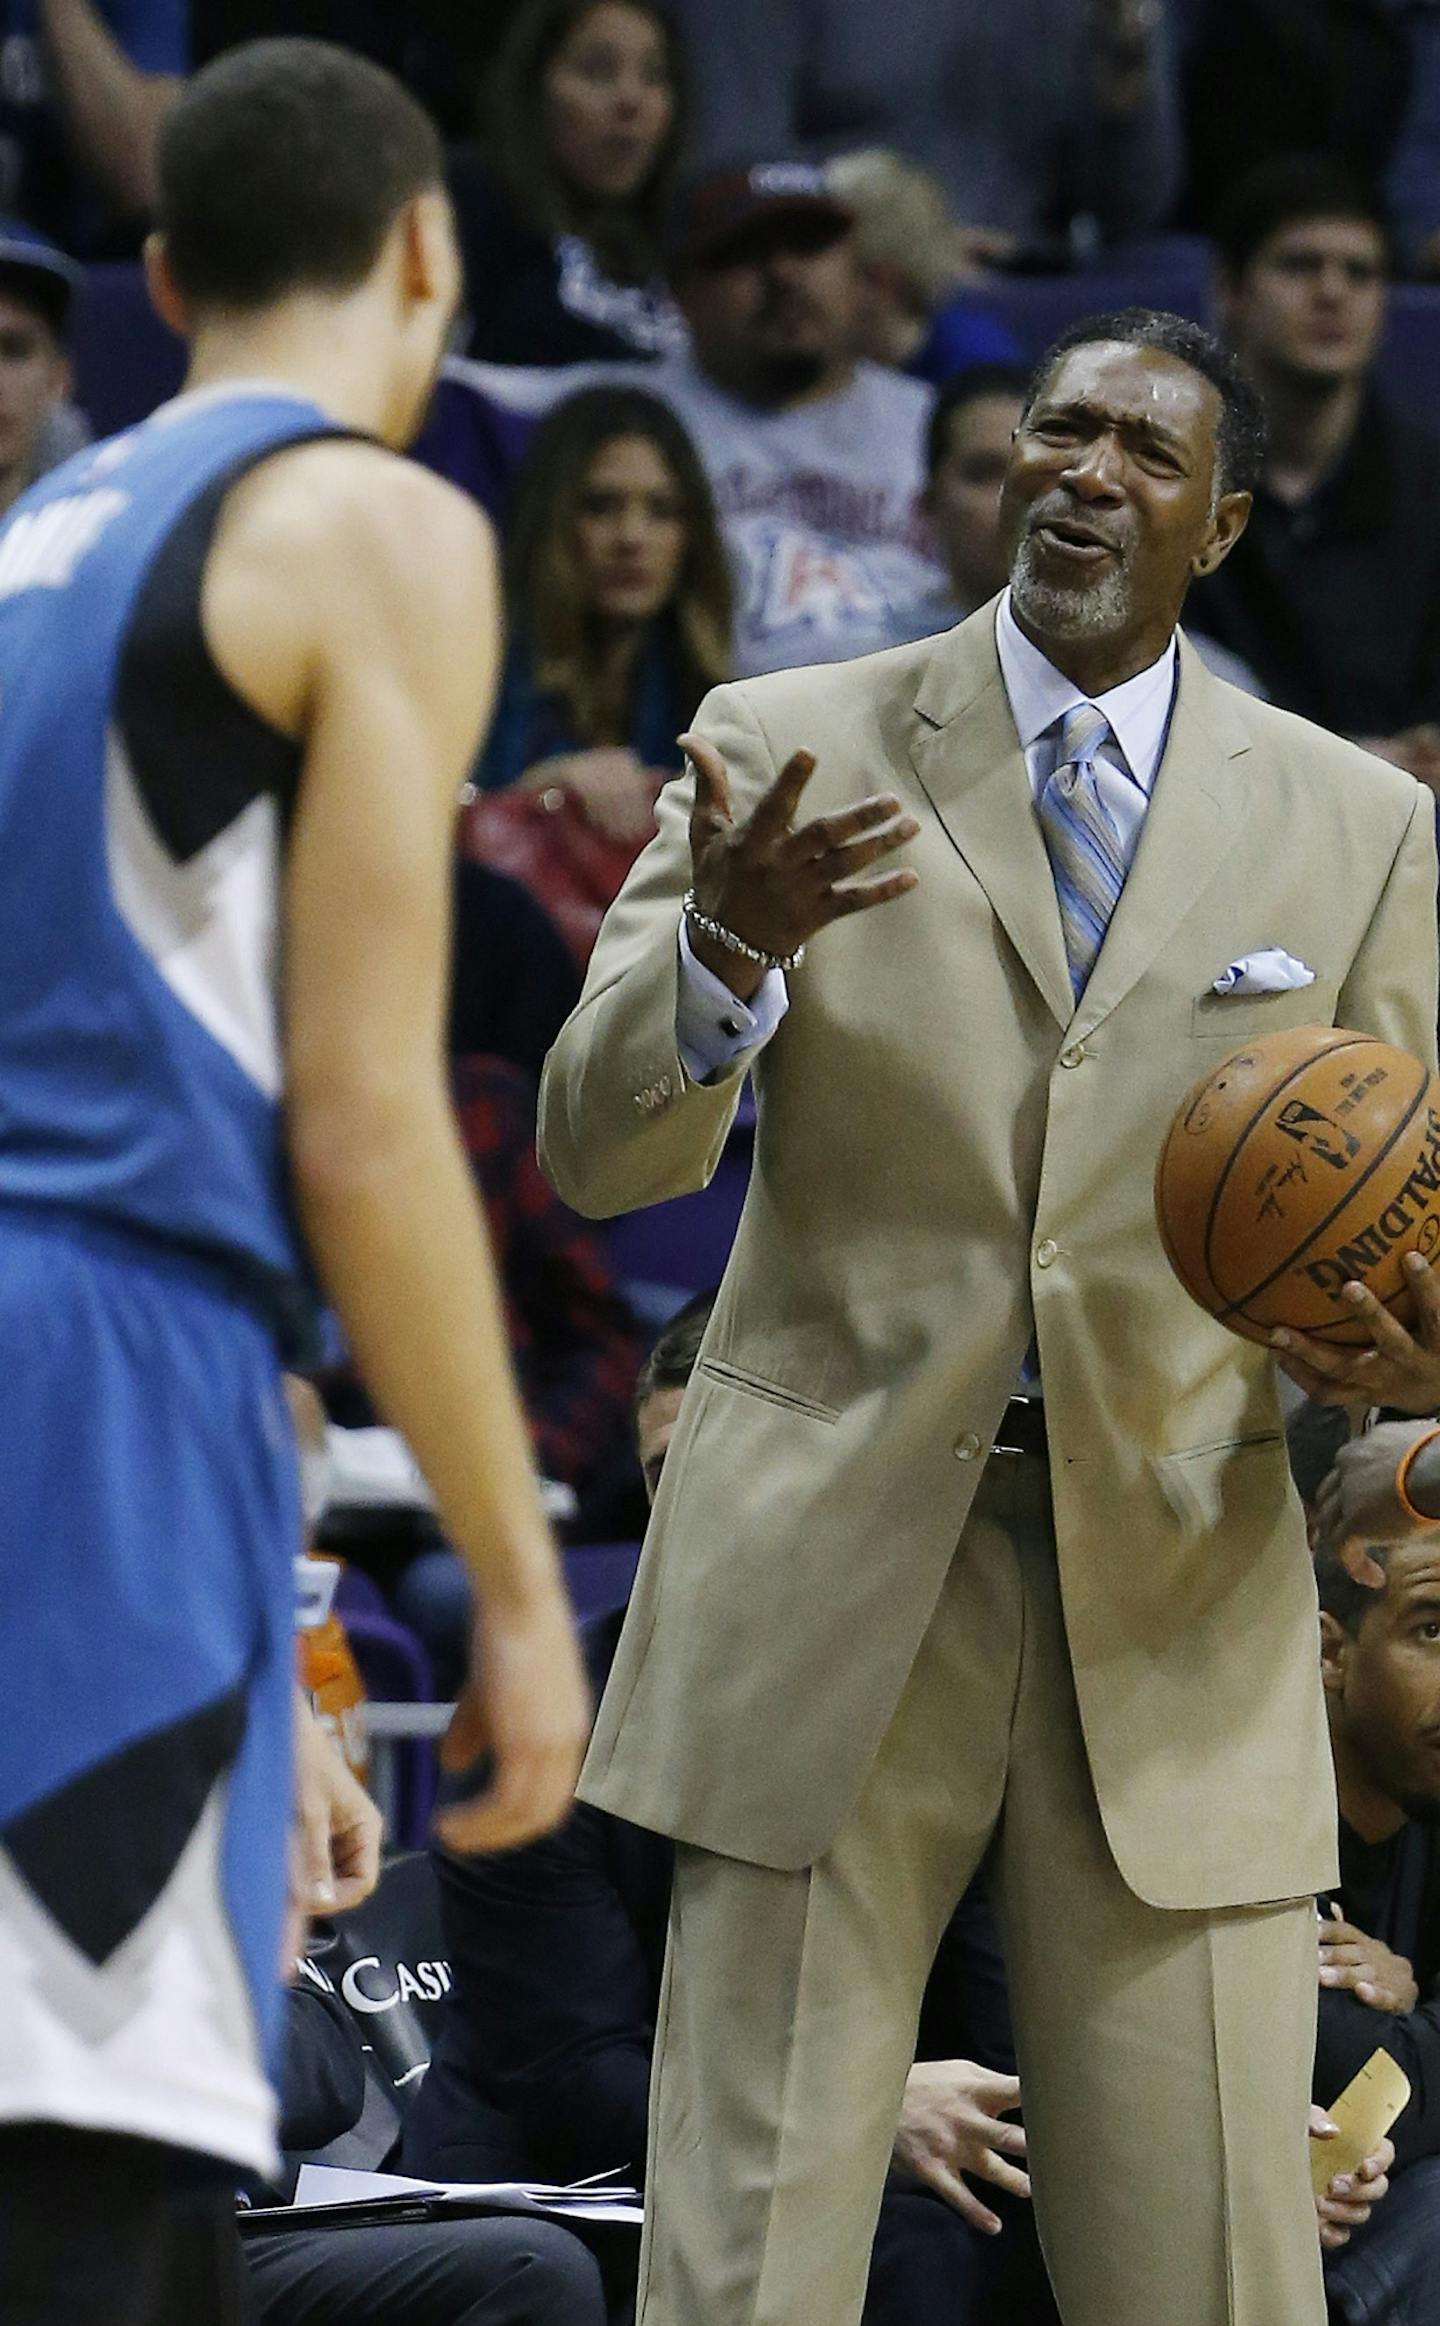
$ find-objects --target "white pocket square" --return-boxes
[1210,947,1316,997]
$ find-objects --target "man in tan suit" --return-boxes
[537,309,1440,2326]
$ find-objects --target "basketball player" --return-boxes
[0,39,587,2325]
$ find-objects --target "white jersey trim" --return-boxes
[0,1781,278,2177]
[105,723,283,1100]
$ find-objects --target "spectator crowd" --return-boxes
[11,4,1440,2323]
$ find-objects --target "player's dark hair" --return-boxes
[925,361,1029,479]
[635,1288,715,1408]
[157,39,443,312]
[1022,308,1269,499]
[1212,155,1393,285]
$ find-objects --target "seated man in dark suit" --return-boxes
[405,1291,1059,2326]
[1308,1513,1440,2324]
[241,1960,609,2326]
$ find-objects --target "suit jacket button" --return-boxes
[1036,1239,1058,1268]
[953,1432,982,1461]
[1060,1043,1087,1068]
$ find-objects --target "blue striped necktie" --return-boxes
[1037,703,1126,1000]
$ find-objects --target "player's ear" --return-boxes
[143,233,188,337]
[398,188,459,313]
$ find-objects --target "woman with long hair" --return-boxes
[462,385,731,960]
[450,0,688,364]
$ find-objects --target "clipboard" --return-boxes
[238,2164,643,2237]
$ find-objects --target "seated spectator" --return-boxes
[0,0,186,255]
[448,0,687,365]
[427,164,949,675]
[0,223,78,512]
[463,383,729,954]
[1177,0,1440,274]
[668,0,1177,267]
[821,149,1021,384]
[241,1960,609,2326]
[901,361,1027,640]
[1304,1517,1440,2320]
[407,1292,1062,2326]
[1188,157,1440,784]
[650,161,947,672]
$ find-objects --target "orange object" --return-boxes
[1156,1026,1439,1347]
[1396,1426,1440,1529]
[296,1555,369,1782]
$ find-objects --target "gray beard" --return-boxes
[1010,533,1133,642]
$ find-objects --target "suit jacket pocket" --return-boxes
[1190,985,1340,1041]
[695,1356,840,1426]
[1149,1432,1289,1534]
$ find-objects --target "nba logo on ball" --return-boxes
[1155,1027,1440,1346]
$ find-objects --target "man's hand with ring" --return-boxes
[1273,1251,1440,1414]
[680,731,920,999]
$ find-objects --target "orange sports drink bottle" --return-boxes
[296,1553,369,1783]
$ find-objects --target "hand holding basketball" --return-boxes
[1155,1028,1440,1356]
[1273,1248,1440,1411]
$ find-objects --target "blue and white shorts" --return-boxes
[0,1205,299,2177]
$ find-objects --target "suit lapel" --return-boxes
[1066,638,1253,1042]
[908,610,1074,1029]
[907,616,1254,1038]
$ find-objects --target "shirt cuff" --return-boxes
[676,918,788,1083]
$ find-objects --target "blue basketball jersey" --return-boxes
[0,386,349,1346]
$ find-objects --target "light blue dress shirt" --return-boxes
[676,592,1180,1081]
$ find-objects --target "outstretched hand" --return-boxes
[681,732,920,995]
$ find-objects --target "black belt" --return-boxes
[992,1396,1048,1459]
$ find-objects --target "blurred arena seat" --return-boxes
[65,257,1440,450]
[70,264,185,438]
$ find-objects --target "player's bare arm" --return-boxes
[204,440,589,1852]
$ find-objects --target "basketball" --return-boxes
[1155,1026,1440,1346]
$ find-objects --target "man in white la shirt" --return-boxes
[437,160,945,683]
[538,309,1440,2326]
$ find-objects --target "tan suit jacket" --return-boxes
[538,602,1439,1909]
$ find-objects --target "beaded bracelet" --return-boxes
[682,888,806,973]
[1395,1425,1440,1528]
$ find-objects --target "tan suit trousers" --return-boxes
[636,1456,1325,2326]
